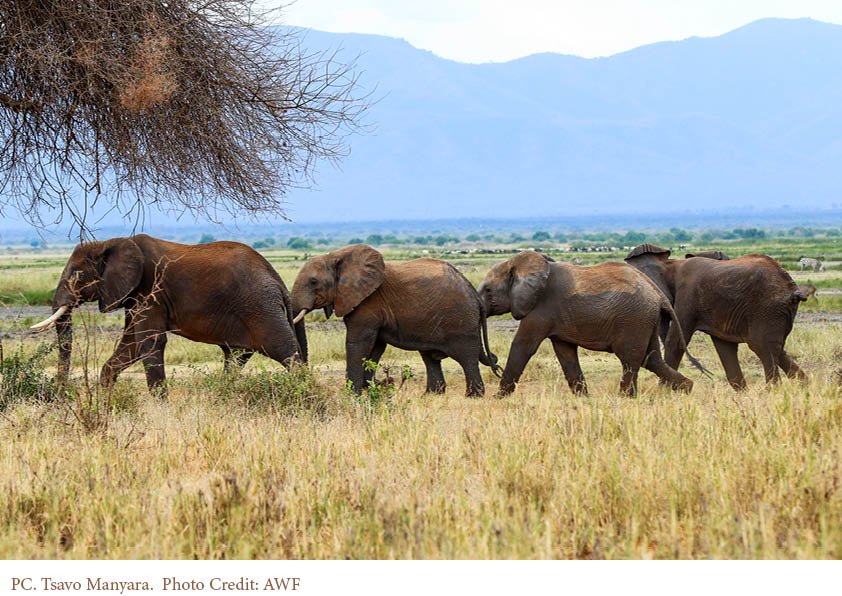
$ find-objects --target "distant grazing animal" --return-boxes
[290,244,500,396]
[626,244,808,390]
[30,235,306,396]
[478,250,698,397]
[685,250,730,260]
[799,257,824,272]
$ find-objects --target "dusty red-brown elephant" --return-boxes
[290,244,500,396]
[625,243,807,390]
[31,234,305,396]
[479,251,698,397]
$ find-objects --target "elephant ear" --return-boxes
[98,239,144,313]
[510,250,551,320]
[624,243,671,261]
[333,244,386,317]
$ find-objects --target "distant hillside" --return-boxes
[280,18,842,222]
[3,18,842,233]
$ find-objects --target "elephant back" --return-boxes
[625,243,671,261]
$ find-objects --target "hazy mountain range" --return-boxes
[283,18,842,223]
[3,17,842,234]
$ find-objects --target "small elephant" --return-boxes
[30,234,305,395]
[626,243,807,389]
[290,244,500,396]
[796,284,818,302]
[479,251,696,397]
[685,250,730,260]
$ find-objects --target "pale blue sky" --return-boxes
[268,0,842,62]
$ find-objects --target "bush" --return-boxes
[198,233,215,244]
[204,365,330,417]
[0,342,60,411]
[286,237,312,250]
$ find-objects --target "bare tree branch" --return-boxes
[0,0,367,236]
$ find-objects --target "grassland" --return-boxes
[1,239,841,559]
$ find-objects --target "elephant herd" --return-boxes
[30,234,813,398]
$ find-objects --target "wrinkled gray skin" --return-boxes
[478,250,695,397]
[43,235,305,396]
[290,244,500,396]
[626,244,807,390]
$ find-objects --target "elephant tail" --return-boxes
[660,301,712,378]
[479,303,503,378]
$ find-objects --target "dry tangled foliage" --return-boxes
[0,0,365,231]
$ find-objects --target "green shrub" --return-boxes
[0,342,60,411]
[204,365,330,417]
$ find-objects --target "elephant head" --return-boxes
[624,243,675,303]
[30,238,144,379]
[290,244,386,321]
[479,250,551,320]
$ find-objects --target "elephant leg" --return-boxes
[420,351,446,394]
[140,331,168,398]
[221,346,254,373]
[455,354,484,398]
[711,337,747,390]
[643,333,693,393]
[618,362,641,397]
[663,310,696,371]
[499,322,546,396]
[779,350,807,382]
[364,339,388,385]
[236,351,254,369]
[345,328,379,394]
[748,341,781,385]
[550,338,588,396]
[100,312,144,388]
[616,343,647,397]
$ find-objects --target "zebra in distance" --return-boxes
[799,257,824,272]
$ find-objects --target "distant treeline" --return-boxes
[5,225,841,252]
[219,225,841,251]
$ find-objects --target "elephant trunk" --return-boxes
[294,319,308,364]
[55,309,73,382]
[35,279,81,381]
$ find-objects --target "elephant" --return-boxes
[797,284,818,302]
[625,243,808,389]
[685,250,730,260]
[798,257,824,272]
[290,244,501,396]
[30,234,306,395]
[478,250,698,397]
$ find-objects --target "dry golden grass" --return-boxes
[1,322,841,559]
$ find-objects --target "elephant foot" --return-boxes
[425,385,446,395]
[496,381,516,397]
[669,377,693,393]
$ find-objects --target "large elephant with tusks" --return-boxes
[31,235,306,396]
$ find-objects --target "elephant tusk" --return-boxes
[29,305,69,333]
[292,309,308,324]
